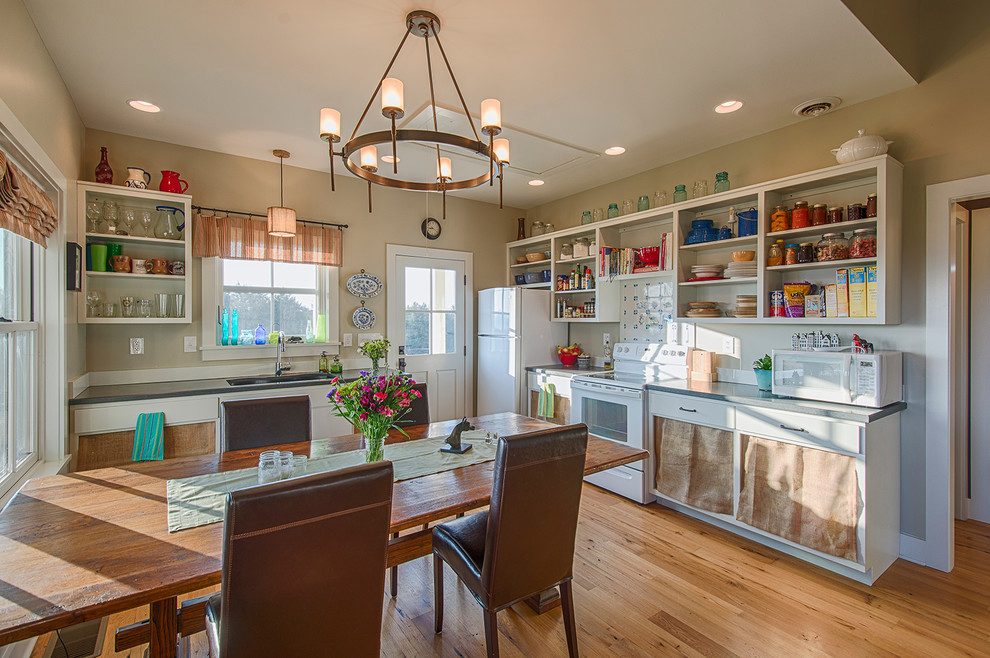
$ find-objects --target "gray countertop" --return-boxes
[525,364,610,378]
[70,370,366,406]
[646,380,906,423]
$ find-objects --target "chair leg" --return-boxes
[483,609,499,658]
[390,532,399,597]
[433,554,444,634]
[560,579,579,657]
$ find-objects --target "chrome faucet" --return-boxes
[275,331,288,376]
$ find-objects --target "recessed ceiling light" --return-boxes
[604,146,626,156]
[381,155,400,163]
[714,100,743,114]
[528,179,545,186]
[128,100,161,113]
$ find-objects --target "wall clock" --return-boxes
[421,217,441,240]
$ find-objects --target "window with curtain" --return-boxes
[0,228,39,491]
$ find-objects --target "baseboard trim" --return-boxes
[898,532,927,566]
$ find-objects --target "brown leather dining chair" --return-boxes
[205,460,394,658]
[219,395,311,453]
[432,424,589,657]
[390,381,429,596]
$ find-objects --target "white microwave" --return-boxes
[771,349,902,408]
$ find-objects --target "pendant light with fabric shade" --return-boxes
[268,149,297,237]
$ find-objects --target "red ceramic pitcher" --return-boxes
[159,170,189,194]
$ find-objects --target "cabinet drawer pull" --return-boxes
[678,406,697,413]
[779,424,806,433]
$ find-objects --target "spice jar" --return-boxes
[767,240,784,267]
[811,203,828,226]
[798,242,814,263]
[815,233,850,261]
[784,243,799,265]
[573,237,590,258]
[791,201,810,229]
[560,242,574,260]
[770,205,789,232]
[849,228,877,258]
[848,203,865,221]
[828,206,844,224]
[866,193,878,218]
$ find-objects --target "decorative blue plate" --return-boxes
[352,306,376,329]
[346,272,383,298]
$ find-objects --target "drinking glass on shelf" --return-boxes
[102,302,117,317]
[120,296,135,318]
[138,209,154,237]
[155,293,169,318]
[291,455,308,477]
[171,293,184,318]
[86,201,102,233]
[101,200,119,234]
[86,289,102,317]
[137,299,152,318]
[120,207,137,235]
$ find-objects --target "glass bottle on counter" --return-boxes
[319,351,330,373]
[330,354,343,375]
[603,338,613,370]
[673,185,687,203]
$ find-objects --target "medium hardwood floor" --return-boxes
[31,485,990,657]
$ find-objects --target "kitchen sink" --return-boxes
[226,372,335,386]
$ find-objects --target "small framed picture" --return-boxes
[67,241,82,291]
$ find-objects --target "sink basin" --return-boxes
[226,372,334,386]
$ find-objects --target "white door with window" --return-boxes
[387,245,472,423]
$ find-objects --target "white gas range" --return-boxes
[571,343,689,503]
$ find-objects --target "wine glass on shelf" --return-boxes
[138,209,154,237]
[121,206,137,236]
[101,200,118,234]
[86,289,103,317]
[85,201,101,233]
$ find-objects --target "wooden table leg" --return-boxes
[149,596,178,658]
[524,586,560,614]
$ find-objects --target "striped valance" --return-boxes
[192,212,342,267]
[0,150,58,247]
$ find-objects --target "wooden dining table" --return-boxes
[0,412,646,657]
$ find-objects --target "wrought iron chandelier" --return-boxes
[318,9,509,218]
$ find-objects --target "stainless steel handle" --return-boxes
[678,406,697,413]
[779,424,806,433]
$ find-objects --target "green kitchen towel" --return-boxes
[537,382,556,418]
[132,412,165,461]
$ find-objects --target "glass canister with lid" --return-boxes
[797,242,814,263]
[531,220,545,236]
[811,203,828,226]
[770,205,789,232]
[573,237,590,258]
[849,227,877,258]
[559,242,574,260]
[815,233,850,261]
[581,211,592,225]
[791,201,810,229]
[767,240,784,267]
[784,243,799,265]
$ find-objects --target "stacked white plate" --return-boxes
[734,294,758,318]
[724,261,758,278]
[689,264,724,280]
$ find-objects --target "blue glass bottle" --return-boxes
[254,324,266,345]
[673,185,687,203]
[221,308,230,346]
[231,309,239,346]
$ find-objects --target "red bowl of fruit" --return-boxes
[638,246,660,265]
[558,344,581,366]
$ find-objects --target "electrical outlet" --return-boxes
[343,333,353,347]
[183,336,197,353]
[129,337,144,355]
[603,332,611,346]
[722,336,734,354]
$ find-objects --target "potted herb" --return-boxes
[359,337,391,374]
[753,354,773,392]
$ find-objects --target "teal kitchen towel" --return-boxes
[537,382,556,418]
[132,412,165,461]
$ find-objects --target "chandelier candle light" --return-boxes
[267,149,296,237]
[319,9,508,218]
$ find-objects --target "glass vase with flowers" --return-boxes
[327,371,422,462]
[359,337,390,374]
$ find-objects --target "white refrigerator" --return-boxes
[477,287,567,416]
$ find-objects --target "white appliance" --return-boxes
[477,288,567,416]
[570,343,689,504]
[771,349,903,408]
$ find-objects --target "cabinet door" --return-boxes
[737,434,860,562]
[653,416,733,515]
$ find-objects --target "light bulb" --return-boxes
[360,146,378,171]
[493,138,510,165]
[320,108,341,140]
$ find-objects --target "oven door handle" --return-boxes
[573,383,642,399]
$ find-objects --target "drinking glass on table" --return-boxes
[292,455,308,477]
[258,453,281,484]
[279,451,294,479]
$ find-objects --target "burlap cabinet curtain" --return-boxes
[192,212,342,266]
[0,151,59,247]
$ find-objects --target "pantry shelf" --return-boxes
[766,257,876,273]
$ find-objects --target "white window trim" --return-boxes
[199,257,339,361]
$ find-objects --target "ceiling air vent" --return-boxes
[792,96,842,118]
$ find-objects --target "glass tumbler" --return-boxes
[120,296,135,318]
[279,451,294,479]
[155,293,169,318]
[171,293,184,318]
[258,453,281,484]
[137,299,152,318]
[292,455,308,477]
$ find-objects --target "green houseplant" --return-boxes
[753,354,773,392]
[326,371,421,462]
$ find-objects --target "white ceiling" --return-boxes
[24,0,915,209]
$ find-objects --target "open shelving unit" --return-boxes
[506,154,902,325]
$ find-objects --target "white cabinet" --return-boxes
[77,181,193,324]
[649,389,900,585]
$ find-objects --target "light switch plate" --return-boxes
[342,333,353,347]
[183,336,197,353]
[722,336,735,354]
[129,337,144,355]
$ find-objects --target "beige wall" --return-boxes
[83,130,521,372]
[526,5,990,540]
[0,0,86,379]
